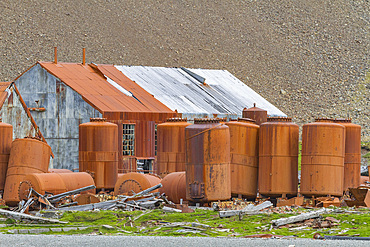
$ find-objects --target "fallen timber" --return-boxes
[0,209,68,224]
[218,201,273,218]
[271,208,332,227]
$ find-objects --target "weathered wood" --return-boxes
[55,199,120,211]
[162,206,182,213]
[0,209,68,224]
[134,183,162,197]
[48,185,96,202]
[219,201,273,218]
[271,208,332,227]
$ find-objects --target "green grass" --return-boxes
[298,141,302,171]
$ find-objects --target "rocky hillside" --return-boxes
[0,0,369,139]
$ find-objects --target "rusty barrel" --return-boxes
[114,172,161,196]
[242,103,267,126]
[0,121,13,191]
[334,118,361,190]
[159,171,186,204]
[79,118,118,190]
[259,117,299,198]
[48,169,73,173]
[185,118,231,203]
[18,172,96,201]
[226,118,259,198]
[3,138,51,206]
[300,119,345,197]
[156,118,192,178]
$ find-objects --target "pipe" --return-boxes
[82,48,86,65]
[54,47,57,64]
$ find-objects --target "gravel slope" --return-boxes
[0,0,369,138]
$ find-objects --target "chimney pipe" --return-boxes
[54,47,57,64]
[82,48,86,65]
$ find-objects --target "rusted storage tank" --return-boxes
[3,138,51,206]
[156,118,192,178]
[360,176,369,186]
[159,171,186,204]
[48,169,73,173]
[114,172,161,196]
[225,118,259,198]
[334,118,361,190]
[18,172,95,201]
[0,121,13,191]
[258,117,299,198]
[79,118,118,190]
[242,103,268,126]
[300,118,345,197]
[185,118,231,203]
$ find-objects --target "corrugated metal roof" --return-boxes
[115,66,286,117]
[38,62,174,115]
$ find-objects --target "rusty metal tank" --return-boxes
[185,118,231,203]
[334,118,361,190]
[156,118,192,178]
[48,169,73,173]
[18,172,96,201]
[242,103,268,126]
[0,121,13,191]
[159,171,186,204]
[225,118,259,198]
[360,176,369,186]
[300,118,345,197]
[114,172,161,196]
[258,117,299,198]
[3,138,51,206]
[79,118,118,190]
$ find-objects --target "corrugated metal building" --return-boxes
[14,62,175,170]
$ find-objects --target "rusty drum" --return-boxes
[259,117,299,198]
[18,172,95,201]
[3,138,51,206]
[79,118,118,190]
[226,118,259,198]
[185,118,231,203]
[114,172,161,196]
[300,119,345,197]
[159,171,186,204]
[0,121,13,191]
[156,118,191,178]
[334,118,361,190]
[48,169,73,173]
[242,103,268,126]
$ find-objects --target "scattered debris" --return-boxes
[271,208,332,227]
[218,201,273,218]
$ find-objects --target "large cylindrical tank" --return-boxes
[48,169,73,173]
[114,172,161,196]
[159,171,186,204]
[18,172,95,201]
[79,118,118,190]
[226,118,259,198]
[258,117,299,198]
[0,121,13,191]
[334,118,361,190]
[3,138,51,206]
[185,119,231,203]
[156,118,192,178]
[242,103,268,126]
[300,119,345,197]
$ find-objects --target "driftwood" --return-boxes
[48,185,96,202]
[0,209,68,224]
[162,206,182,213]
[271,208,332,227]
[219,201,273,218]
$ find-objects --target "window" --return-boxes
[123,124,135,156]
[154,124,158,156]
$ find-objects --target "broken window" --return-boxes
[123,124,135,156]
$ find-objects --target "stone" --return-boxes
[62,227,78,232]
[28,228,49,234]
[18,229,29,234]
[50,228,63,232]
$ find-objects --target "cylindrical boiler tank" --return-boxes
[18,172,95,201]
[334,118,361,190]
[0,121,13,191]
[242,103,268,125]
[156,118,192,178]
[226,118,259,198]
[258,117,299,198]
[159,171,186,204]
[3,138,51,206]
[300,119,345,197]
[114,172,161,196]
[48,169,73,173]
[185,118,231,203]
[79,118,118,190]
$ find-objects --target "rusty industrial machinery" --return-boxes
[258,117,299,198]
[18,172,96,201]
[114,172,161,196]
[185,118,231,203]
[156,118,191,178]
[242,103,268,126]
[300,118,345,197]
[0,121,13,191]
[159,171,186,204]
[79,118,118,190]
[334,118,361,190]
[3,138,51,206]
[48,169,73,173]
[226,118,259,198]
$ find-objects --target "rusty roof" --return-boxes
[0,82,11,108]
[37,62,174,115]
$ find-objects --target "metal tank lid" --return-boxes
[243,103,267,112]
[194,118,220,124]
[238,118,257,124]
[166,117,188,122]
[315,117,334,123]
[333,118,352,123]
[24,136,42,141]
[267,117,292,122]
[90,118,107,122]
